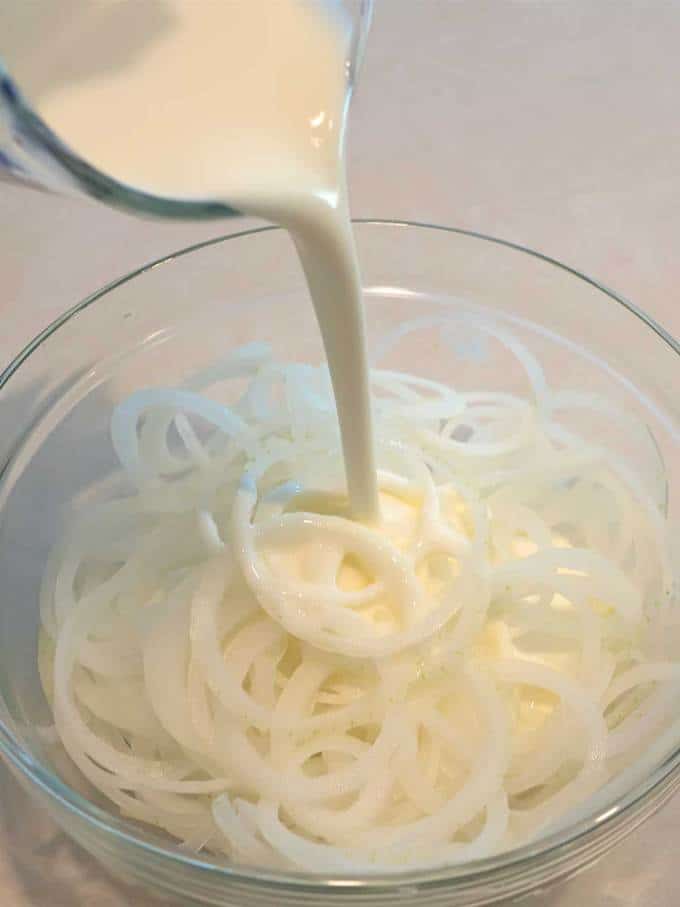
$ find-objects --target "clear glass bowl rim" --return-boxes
[0,219,678,895]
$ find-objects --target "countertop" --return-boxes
[0,2,678,904]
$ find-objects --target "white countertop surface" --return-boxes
[0,2,678,904]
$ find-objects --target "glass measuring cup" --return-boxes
[0,0,372,219]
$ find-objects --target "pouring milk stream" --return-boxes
[1,0,379,520]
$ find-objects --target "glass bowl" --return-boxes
[0,220,678,907]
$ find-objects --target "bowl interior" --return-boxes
[0,221,677,898]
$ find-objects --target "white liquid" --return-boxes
[4,0,378,518]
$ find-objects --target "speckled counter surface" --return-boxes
[1,2,678,904]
